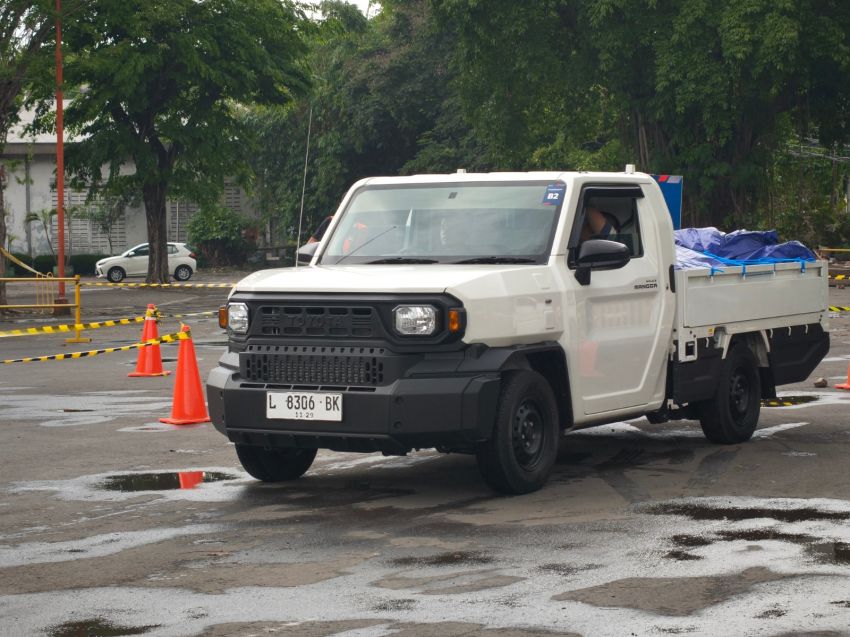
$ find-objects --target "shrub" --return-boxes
[70,254,110,275]
[187,203,257,266]
[33,254,56,274]
[6,252,35,276]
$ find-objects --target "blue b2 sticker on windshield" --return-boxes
[542,184,566,205]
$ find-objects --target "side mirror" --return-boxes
[575,239,630,286]
[296,242,319,265]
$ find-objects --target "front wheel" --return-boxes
[476,370,559,495]
[107,266,125,283]
[697,344,761,444]
[174,264,193,281]
[235,445,317,482]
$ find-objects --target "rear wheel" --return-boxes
[235,445,317,482]
[174,264,193,281]
[107,266,125,282]
[697,344,761,444]
[476,370,559,494]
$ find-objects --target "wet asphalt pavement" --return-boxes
[1,274,850,636]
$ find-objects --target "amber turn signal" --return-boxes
[218,306,228,329]
[448,309,461,333]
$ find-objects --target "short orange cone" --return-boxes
[160,325,210,425]
[128,304,171,377]
[835,362,850,390]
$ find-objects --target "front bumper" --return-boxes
[206,350,502,454]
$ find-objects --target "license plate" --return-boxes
[267,391,343,422]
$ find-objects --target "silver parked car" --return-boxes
[95,242,198,283]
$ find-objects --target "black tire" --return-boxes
[697,344,761,444]
[174,264,193,281]
[476,370,559,494]
[107,266,125,283]
[235,444,317,482]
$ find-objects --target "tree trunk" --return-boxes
[142,180,170,283]
[0,162,7,307]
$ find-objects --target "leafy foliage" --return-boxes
[432,0,850,230]
[242,0,491,246]
[0,0,56,303]
[187,202,255,266]
[31,0,310,281]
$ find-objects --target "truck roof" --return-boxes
[355,171,655,187]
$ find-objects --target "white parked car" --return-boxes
[95,242,197,282]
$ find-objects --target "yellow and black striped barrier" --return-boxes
[829,306,850,312]
[0,308,218,339]
[81,282,234,289]
[0,315,147,338]
[1,331,189,365]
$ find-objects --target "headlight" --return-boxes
[227,303,249,334]
[393,305,437,336]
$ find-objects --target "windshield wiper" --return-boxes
[453,256,537,264]
[366,257,439,264]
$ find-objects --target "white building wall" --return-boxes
[3,145,253,257]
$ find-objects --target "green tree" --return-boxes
[245,0,490,245]
[80,191,133,254]
[187,202,255,266]
[0,0,55,304]
[433,0,850,229]
[37,0,310,282]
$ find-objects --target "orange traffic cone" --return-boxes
[836,362,850,390]
[178,471,204,489]
[160,325,210,425]
[129,304,170,377]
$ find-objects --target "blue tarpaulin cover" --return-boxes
[674,227,817,271]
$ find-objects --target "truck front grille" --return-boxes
[241,345,385,386]
[256,305,377,338]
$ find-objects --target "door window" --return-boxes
[569,186,644,266]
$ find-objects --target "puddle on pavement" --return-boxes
[536,563,601,576]
[762,395,820,407]
[389,550,492,567]
[670,534,712,548]
[649,503,850,523]
[96,471,239,492]
[47,618,160,637]
[807,541,850,565]
[664,550,703,561]
[715,529,816,544]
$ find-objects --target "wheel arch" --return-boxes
[727,331,774,399]
[494,344,573,431]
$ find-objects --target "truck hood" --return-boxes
[234,264,548,296]
[234,264,560,347]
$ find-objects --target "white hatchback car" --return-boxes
[95,242,198,282]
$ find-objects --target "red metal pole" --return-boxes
[55,0,67,301]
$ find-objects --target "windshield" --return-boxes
[319,181,564,265]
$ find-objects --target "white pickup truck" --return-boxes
[207,170,829,494]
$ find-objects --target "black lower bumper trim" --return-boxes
[207,365,501,454]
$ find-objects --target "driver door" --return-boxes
[126,244,149,276]
[568,184,673,415]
